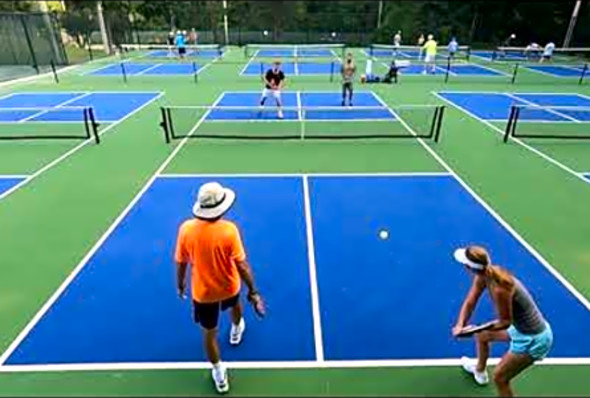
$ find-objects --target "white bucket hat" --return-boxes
[192,182,236,220]
[454,247,487,271]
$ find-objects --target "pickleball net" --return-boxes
[504,104,590,141]
[0,106,100,142]
[159,104,445,142]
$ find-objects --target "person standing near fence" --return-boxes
[540,41,555,63]
[448,37,459,59]
[422,34,437,74]
[175,30,187,58]
[175,182,265,394]
[392,30,402,57]
[341,52,356,107]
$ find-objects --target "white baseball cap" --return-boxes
[192,182,236,220]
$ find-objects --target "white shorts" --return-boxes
[424,54,435,63]
[262,88,281,101]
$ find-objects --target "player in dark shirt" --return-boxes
[260,61,286,119]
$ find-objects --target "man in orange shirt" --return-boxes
[175,182,265,394]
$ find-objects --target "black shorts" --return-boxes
[178,47,187,55]
[342,82,353,90]
[193,294,239,330]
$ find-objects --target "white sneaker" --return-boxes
[230,317,246,346]
[277,109,284,119]
[212,366,229,394]
[461,356,489,385]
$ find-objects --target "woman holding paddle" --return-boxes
[452,246,553,397]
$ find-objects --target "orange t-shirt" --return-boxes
[174,219,246,303]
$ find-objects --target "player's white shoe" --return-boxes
[461,356,489,385]
[230,317,245,346]
[277,109,284,119]
[212,366,229,394]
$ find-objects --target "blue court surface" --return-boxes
[88,62,204,76]
[524,65,587,78]
[207,91,395,121]
[4,174,590,367]
[253,48,339,58]
[437,92,590,122]
[0,92,161,123]
[395,63,505,76]
[0,176,25,196]
[241,61,340,76]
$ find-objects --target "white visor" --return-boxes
[454,248,486,271]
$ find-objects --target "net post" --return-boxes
[86,34,94,61]
[444,57,451,83]
[504,106,516,143]
[511,106,520,138]
[51,59,59,84]
[330,61,335,82]
[160,107,171,144]
[244,44,248,58]
[166,108,176,139]
[83,107,90,140]
[193,61,198,84]
[511,63,519,84]
[300,108,305,140]
[429,106,439,139]
[579,63,588,85]
[434,106,445,143]
[466,46,471,62]
[121,62,127,83]
[88,107,100,144]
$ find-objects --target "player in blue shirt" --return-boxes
[175,30,186,59]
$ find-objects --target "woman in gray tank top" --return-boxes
[452,245,553,397]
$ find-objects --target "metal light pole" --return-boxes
[563,0,582,48]
[377,0,383,29]
[96,0,110,54]
[223,0,229,46]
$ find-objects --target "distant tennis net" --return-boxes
[495,46,590,63]
[0,106,99,142]
[119,43,224,59]
[159,104,444,142]
[244,43,347,59]
[504,104,590,141]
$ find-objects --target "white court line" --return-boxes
[0,92,219,366]
[433,91,590,186]
[521,65,581,79]
[158,172,452,178]
[239,53,257,76]
[0,92,164,202]
[458,63,511,77]
[504,93,581,123]
[296,91,302,122]
[0,175,30,179]
[17,92,91,123]
[133,64,162,76]
[80,63,119,76]
[1,356,590,373]
[302,175,324,362]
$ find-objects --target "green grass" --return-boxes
[0,46,589,396]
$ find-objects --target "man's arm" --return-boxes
[277,74,285,90]
[236,259,258,294]
[176,262,188,298]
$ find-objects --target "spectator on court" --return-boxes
[189,28,198,45]
[453,246,553,397]
[422,34,437,74]
[341,52,356,106]
[167,31,175,56]
[417,33,425,60]
[175,182,265,394]
[393,30,402,57]
[448,37,459,59]
[540,41,555,63]
[364,57,374,81]
[524,42,541,60]
[175,30,187,59]
[260,60,286,119]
